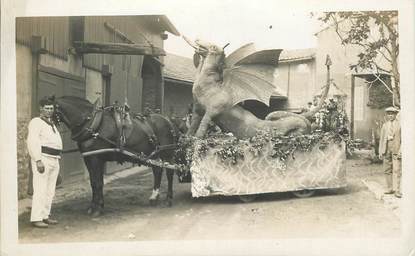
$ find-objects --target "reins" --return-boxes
[81,113,181,169]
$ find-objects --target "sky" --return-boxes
[162,2,322,58]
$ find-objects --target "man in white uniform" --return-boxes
[27,97,63,228]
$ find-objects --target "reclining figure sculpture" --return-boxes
[183,37,328,139]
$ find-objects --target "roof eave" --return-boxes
[160,15,180,36]
[164,76,194,85]
[279,55,315,63]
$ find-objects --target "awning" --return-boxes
[353,72,390,80]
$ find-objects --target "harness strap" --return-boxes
[136,115,179,160]
[81,148,187,172]
[71,108,104,142]
[141,143,177,161]
[164,116,178,143]
[77,108,179,162]
[141,116,159,147]
[112,104,133,148]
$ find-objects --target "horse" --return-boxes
[53,96,179,217]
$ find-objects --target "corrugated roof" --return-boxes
[163,53,196,84]
[279,48,316,62]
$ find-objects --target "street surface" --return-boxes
[18,153,401,243]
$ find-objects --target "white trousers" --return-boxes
[30,156,60,222]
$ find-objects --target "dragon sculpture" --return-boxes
[183,37,329,138]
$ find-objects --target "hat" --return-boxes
[39,96,55,107]
[385,106,399,113]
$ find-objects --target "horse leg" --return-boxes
[149,166,162,205]
[165,168,174,207]
[84,156,105,217]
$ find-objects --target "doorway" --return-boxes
[37,65,86,180]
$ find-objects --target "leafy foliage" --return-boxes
[316,11,400,106]
[174,103,353,171]
[174,131,353,170]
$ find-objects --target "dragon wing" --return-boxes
[223,46,284,106]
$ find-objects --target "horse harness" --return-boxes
[66,103,178,162]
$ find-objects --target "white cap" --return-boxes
[385,106,399,113]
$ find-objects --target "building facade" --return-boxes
[314,21,393,141]
[274,48,317,113]
[16,15,179,198]
[161,20,391,144]
[274,20,394,142]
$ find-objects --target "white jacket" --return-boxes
[27,117,63,161]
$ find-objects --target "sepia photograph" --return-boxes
[1,0,415,255]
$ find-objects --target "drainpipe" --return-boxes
[30,35,47,117]
[159,59,165,115]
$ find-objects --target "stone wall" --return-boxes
[142,79,158,110]
[16,44,33,199]
[17,118,31,199]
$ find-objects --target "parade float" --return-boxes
[174,37,350,202]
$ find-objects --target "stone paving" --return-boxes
[18,150,402,219]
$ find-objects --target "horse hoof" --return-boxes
[149,198,159,206]
[163,199,173,207]
[149,189,160,206]
[87,207,93,215]
[91,210,102,218]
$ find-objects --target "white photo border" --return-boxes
[1,0,414,255]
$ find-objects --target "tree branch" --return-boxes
[372,63,391,74]
[378,47,392,63]
[395,43,399,57]
[366,12,398,38]
[330,14,347,44]
[371,71,393,94]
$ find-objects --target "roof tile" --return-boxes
[163,53,196,83]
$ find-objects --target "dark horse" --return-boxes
[53,96,179,217]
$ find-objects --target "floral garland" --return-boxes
[173,104,354,181]
[174,129,353,170]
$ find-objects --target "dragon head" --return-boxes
[183,36,228,70]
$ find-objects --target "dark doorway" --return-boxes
[141,56,162,112]
[37,66,86,181]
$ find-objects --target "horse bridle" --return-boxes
[53,104,70,127]
[54,104,104,142]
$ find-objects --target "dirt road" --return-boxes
[18,157,401,243]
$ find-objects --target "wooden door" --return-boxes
[37,66,87,181]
